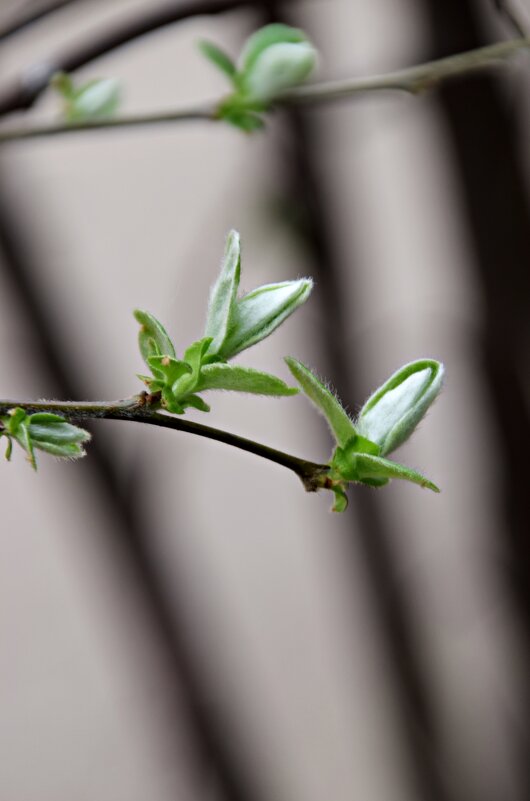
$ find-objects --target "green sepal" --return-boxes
[218,108,266,131]
[285,357,357,447]
[330,483,348,513]
[2,408,35,468]
[204,230,241,355]
[198,41,237,81]
[331,441,439,492]
[196,364,298,396]
[180,394,211,413]
[134,309,176,364]
[357,359,444,456]
[219,278,313,359]
[51,72,75,99]
[161,388,185,414]
[3,434,13,461]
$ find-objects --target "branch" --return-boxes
[1,37,528,143]
[0,396,329,491]
[0,0,81,43]
[0,0,263,117]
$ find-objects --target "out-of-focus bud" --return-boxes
[243,41,317,102]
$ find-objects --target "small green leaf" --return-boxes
[29,413,91,446]
[219,278,313,358]
[197,364,298,396]
[205,231,241,355]
[357,360,444,456]
[285,357,357,447]
[199,41,237,80]
[51,72,75,99]
[239,24,308,73]
[355,454,440,492]
[134,309,176,365]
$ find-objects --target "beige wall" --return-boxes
[0,2,526,800]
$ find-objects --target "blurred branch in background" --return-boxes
[1,36,529,142]
[420,0,530,793]
[0,0,81,42]
[259,3,456,801]
[491,0,529,37]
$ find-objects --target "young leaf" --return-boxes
[219,278,313,358]
[357,360,444,456]
[198,41,237,80]
[134,309,176,364]
[172,337,212,397]
[285,357,357,447]
[196,364,298,396]
[28,413,91,445]
[205,230,241,355]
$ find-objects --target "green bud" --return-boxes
[219,278,313,359]
[243,41,317,102]
[67,78,121,122]
[1,409,90,468]
[205,230,241,355]
[356,360,444,456]
[239,25,308,72]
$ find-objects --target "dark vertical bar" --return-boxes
[0,181,261,801]
[256,4,454,801]
[417,1,530,794]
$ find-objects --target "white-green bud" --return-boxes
[356,360,444,456]
[219,278,313,358]
[243,41,317,101]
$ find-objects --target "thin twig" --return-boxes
[0,396,329,490]
[1,37,529,144]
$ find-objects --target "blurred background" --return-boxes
[0,1,529,800]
